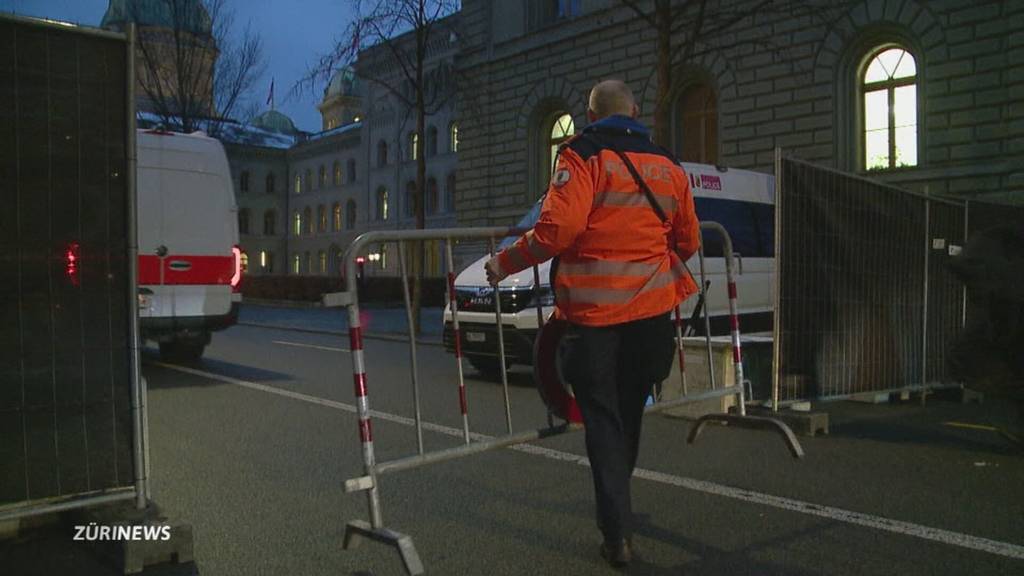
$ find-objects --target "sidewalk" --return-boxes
[237,302,445,344]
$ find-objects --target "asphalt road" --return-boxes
[136,323,1024,576]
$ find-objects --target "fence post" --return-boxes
[772,147,783,412]
[921,199,931,406]
[398,241,425,455]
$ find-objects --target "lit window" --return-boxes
[862,46,917,170]
[264,251,274,273]
[333,161,341,186]
[292,254,300,274]
[293,211,301,236]
[450,122,459,152]
[550,113,575,173]
[294,173,302,194]
[377,188,389,221]
[260,250,267,268]
[318,205,327,232]
[332,203,342,231]
[319,251,327,274]
[410,132,419,160]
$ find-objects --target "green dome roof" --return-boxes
[101,0,212,36]
[250,110,298,135]
[323,68,361,100]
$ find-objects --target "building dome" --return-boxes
[250,110,298,135]
[101,0,213,36]
[323,68,361,101]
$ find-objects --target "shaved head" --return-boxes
[588,79,638,120]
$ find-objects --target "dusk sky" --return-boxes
[1,0,355,132]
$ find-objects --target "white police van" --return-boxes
[442,163,774,375]
[136,129,242,361]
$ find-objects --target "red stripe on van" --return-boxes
[137,254,235,286]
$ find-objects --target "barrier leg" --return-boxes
[398,241,425,454]
[445,241,471,444]
[344,521,424,576]
[674,305,687,397]
[490,236,513,434]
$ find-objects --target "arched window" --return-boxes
[376,187,389,221]
[306,169,313,191]
[265,172,276,194]
[263,209,276,236]
[260,250,274,273]
[318,250,327,274]
[450,122,459,152]
[426,177,438,215]
[333,161,341,186]
[549,113,575,174]
[294,173,302,194]
[409,132,419,160]
[671,80,718,164]
[861,46,918,170]
[239,171,250,193]
[318,165,326,188]
[317,205,327,232]
[445,173,456,212]
[405,181,417,218]
[332,203,342,231]
[292,253,301,274]
[304,251,311,274]
[346,199,357,228]
[238,208,249,235]
[293,211,301,236]
[427,125,438,157]
[377,140,388,167]
[303,206,313,235]
[347,158,357,182]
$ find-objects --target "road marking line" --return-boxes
[272,340,350,353]
[154,363,1024,561]
[944,421,999,432]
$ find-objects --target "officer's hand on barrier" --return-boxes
[485,256,507,286]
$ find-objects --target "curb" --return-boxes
[236,321,444,347]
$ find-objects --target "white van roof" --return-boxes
[681,162,774,205]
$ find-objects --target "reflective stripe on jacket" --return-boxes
[497,118,701,327]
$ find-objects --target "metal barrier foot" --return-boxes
[687,414,805,459]
[344,520,425,575]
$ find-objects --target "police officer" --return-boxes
[486,79,701,567]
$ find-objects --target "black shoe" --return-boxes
[600,538,633,568]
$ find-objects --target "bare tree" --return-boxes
[130,0,264,135]
[303,0,459,333]
[616,0,851,148]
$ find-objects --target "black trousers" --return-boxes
[564,312,676,543]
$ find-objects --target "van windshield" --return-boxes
[498,198,544,249]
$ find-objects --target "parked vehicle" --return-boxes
[136,129,242,361]
[442,163,775,375]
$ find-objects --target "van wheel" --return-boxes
[159,339,206,363]
[467,355,509,379]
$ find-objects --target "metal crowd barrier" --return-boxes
[338,223,803,575]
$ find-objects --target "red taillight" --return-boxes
[231,245,242,291]
[65,242,80,286]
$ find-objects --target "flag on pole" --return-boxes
[266,78,274,109]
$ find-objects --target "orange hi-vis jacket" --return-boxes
[497,116,701,327]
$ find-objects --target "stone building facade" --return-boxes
[454,0,1022,232]
[227,16,460,278]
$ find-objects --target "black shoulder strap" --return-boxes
[579,132,671,224]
